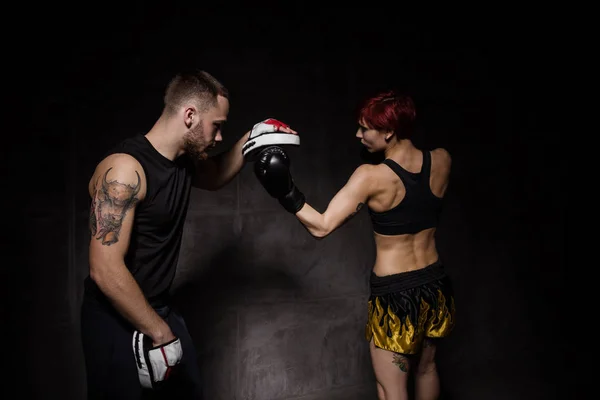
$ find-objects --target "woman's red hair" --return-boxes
[358,90,416,139]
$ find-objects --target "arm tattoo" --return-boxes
[89,180,98,237]
[342,202,364,225]
[392,353,409,373]
[89,167,141,246]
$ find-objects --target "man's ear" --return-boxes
[184,106,196,128]
[384,130,394,141]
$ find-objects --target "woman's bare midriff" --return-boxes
[372,227,439,276]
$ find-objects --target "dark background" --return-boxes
[8,3,568,400]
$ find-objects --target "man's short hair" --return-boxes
[163,70,229,115]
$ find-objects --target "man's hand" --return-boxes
[150,322,176,347]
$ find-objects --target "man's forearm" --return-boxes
[212,131,250,188]
[90,261,170,342]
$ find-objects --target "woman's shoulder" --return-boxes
[429,148,452,169]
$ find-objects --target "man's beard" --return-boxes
[183,121,210,160]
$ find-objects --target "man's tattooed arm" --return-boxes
[86,161,174,345]
[89,167,141,246]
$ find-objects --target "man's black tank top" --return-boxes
[84,134,194,306]
[368,150,443,235]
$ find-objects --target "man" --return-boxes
[251,90,454,400]
[80,70,297,399]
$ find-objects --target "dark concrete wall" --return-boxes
[11,5,569,400]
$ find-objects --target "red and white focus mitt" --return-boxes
[133,331,183,390]
[242,118,300,161]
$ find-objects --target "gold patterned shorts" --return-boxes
[365,260,455,355]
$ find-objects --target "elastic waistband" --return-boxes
[370,260,446,296]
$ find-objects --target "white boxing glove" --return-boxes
[133,331,183,390]
[242,118,300,161]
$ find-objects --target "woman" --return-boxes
[254,90,456,400]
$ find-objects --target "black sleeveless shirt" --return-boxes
[368,151,443,235]
[84,134,194,306]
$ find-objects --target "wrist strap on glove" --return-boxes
[279,185,306,214]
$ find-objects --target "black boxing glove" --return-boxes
[254,146,305,214]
